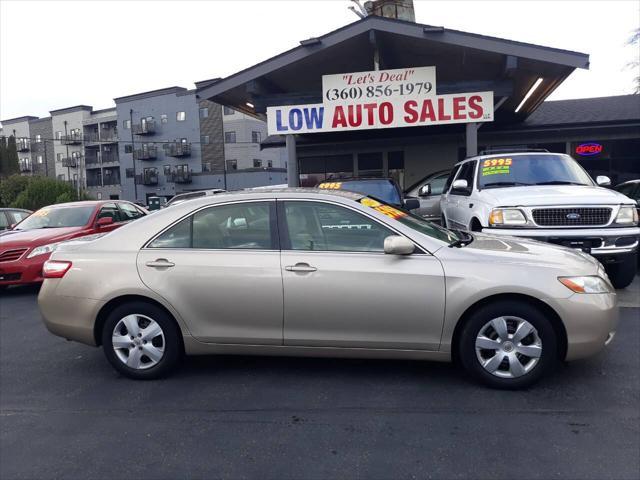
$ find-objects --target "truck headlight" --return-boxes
[558,276,612,294]
[615,206,639,225]
[489,208,527,226]
[27,242,60,258]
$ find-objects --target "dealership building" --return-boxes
[196,9,640,190]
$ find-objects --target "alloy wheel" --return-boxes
[112,314,165,370]
[474,316,542,378]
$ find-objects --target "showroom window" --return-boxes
[283,201,393,252]
[148,202,274,250]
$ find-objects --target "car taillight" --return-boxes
[43,260,72,278]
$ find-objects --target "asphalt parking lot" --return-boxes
[1,280,639,480]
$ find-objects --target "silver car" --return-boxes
[38,189,618,389]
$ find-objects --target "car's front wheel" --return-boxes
[458,300,558,389]
[604,253,637,289]
[101,301,182,379]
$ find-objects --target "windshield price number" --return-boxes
[483,158,512,167]
[325,82,434,102]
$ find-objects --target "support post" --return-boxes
[466,122,478,157]
[286,135,298,187]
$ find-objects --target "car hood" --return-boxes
[457,232,601,272]
[0,227,86,249]
[482,185,634,207]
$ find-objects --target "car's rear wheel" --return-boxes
[458,300,557,389]
[604,253,637,289]
[101,301,182,379]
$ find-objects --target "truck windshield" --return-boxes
[15,206,94,230]
[478,154,594,189]
[320,179,402,205]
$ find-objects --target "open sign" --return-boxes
[575,143,603,156]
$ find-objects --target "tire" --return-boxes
[604,253,637,289]
[458,300,558,389]
[101,301,183,379]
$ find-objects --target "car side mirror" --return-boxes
[96,216,114,227]
[452,179,468,191]
[596,175,611,186]
[418,184,431,197]
[384,235,415,255]
[403,198,420,211]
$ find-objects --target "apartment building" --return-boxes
[29,117,55,177]
[1,116,37,174]
[50,105,93,191]
[83,108,121,199]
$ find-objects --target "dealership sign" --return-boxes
[267,66,494,135]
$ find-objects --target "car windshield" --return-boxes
[358,197,459,244]
[321,180,402,205]
[478,154,594,189]
[15,206,94,230]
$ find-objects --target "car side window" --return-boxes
[148,202,275,250]
[0,212,9,229]
[451,161,476,196]
[283,201,394,252]
[429,175,448,195]
[443,166,461,194]
[118,202,144,221]
[97,203,121,222]
[12,211,29,223]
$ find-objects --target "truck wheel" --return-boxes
[605,253,637,289]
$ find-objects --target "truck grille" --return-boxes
[532,208,612,227]
[0,248,28,262]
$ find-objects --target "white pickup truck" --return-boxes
[440,150,639,288]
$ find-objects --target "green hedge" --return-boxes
[0,175,90,210]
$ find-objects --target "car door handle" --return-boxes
[145,259,175,268]
[285,263,317,273]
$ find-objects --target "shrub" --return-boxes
[11,177,80,211]
[0,174,30,207]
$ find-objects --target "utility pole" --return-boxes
[43,138,48,177]
[130,109,138,201]
[63,120,71,185]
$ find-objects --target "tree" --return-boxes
[5,136,20,176]
[11,177,80,211]
[0,136,8,177]
[0,174,30,207]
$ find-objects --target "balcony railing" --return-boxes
[60,133,83,145]
[84,131,118,144]
[103,176,121,186]
[17,139,30,152]
[132,120,155,135]
[101,152,119,163]
[85,153,100,165]
[167,170,192,184]
[19,162,32,172]
[61,157,80,168]
[137,172,159,185]
[86,179,102,187]
[164,142,192,157]
[133,146,157,160]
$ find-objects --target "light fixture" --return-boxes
[514,77,543,113]
[246,102,254,108]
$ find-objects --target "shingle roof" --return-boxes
[525,94,640,126]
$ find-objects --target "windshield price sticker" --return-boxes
[32,209,50,217]
[318,182,343,190]
[360,198,407,220]
[482,158,512,176]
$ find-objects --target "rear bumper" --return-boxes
[0,254,50,286]
[483,226,639,257]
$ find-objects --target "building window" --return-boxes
[125,144,133,153]
[223,106,234,115]
[202,162,212,172]
[225,131,236,143]
[35,134,42,143]
[176,111,186,122]
[56,153,62,162]
[160,114,168,124]
[123,120,131,129]
[125,168,135,178]
[57,174,65,181]
[37,155,43,164]
[251,131,261,143]
[55,131,62,140]
[180,138,188,144]
[199,107,209,119]
[163,165,171,176]
[267,160,273,168]
[201,135,210,145]
[226,159,237,171]
[253,159,262,168]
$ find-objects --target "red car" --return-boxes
[0,201,147,288]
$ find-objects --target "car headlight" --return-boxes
[489,208,527,226]
[615,206,639,225]
[558,276,612,294]
[27,242,60,259]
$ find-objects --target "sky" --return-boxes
[1,0,638,121]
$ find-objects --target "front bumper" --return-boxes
[0,253,51,286]
[547,292,618,361]
[483,226,639,257]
